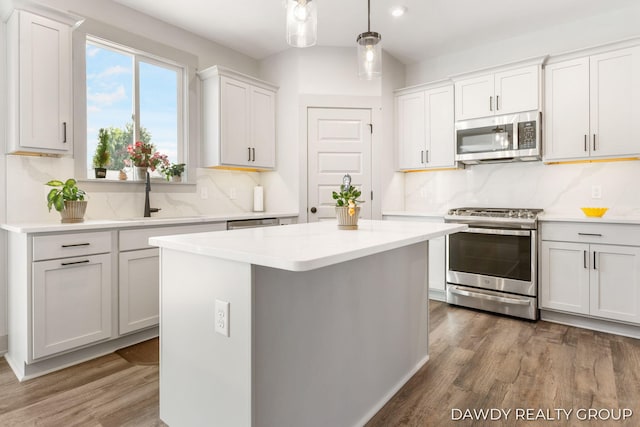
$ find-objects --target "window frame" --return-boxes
[75,29,193,185]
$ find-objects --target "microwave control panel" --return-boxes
[518,121,537,149]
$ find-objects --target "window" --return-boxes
[85,37,185,180]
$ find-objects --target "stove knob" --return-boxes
[508,210,518,218]
[518,210,527,218]
[527,211,535,219]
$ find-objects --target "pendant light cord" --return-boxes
[367,0,371,32]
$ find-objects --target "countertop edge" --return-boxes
[1,211,299,233]
[539,214,640,225]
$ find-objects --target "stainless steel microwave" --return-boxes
[455,111,541,164]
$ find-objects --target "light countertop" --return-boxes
[382,211,445,219]
[149,219,466,272]
[539,213,640,225]
[0,211,299,233]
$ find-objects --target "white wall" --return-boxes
[1,17,8,350]
[259,47,406,220]
[403,3,640,216]
[5,0,264,224]
[406,2,640,85]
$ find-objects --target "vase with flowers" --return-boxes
[332,174,363,230]
[126,141,170,180]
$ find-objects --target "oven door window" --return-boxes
[456,123,513,154]
[448,231,531,281]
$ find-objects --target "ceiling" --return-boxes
[112,0,638,65]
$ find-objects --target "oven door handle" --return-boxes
[448,286,531,306]
[463,227,531,237]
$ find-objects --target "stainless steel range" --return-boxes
[444,207,543,320]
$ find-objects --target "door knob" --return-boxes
[310,207,317,213]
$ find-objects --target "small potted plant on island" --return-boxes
[161,162,186,182]
[332,174,363,230]
[93,128,111,178]
[45,179,88,223]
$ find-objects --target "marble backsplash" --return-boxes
[404,160,640,216]
[5,155,262,223]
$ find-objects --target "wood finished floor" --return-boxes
[0,301,637,426]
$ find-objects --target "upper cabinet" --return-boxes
[199,66,278,170]
[454,64,540,121]
[6,9,79,155]
[396,83,455,171]
[545,45,640,161]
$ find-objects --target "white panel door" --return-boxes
[250,86,276,168]
[590,244,640,324]
[308,108,372,222]
[119,248,160,335]
[454,74,494,120]
[20,11,71,152]
[494,65,539,115]
[425,85,455,168]
[220,76,250,166]
[396,91,425,170]
[540,241,590,315]
[544,58,590,160]
[590,46,640,158]
[32,254,112,359]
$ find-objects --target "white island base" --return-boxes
[152,220,465,427]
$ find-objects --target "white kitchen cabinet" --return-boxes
[454,64,539,121]
[6,9,78,155]
[396,84,455,171]
[118,222,226,335]
[540,222,640,325]
[199,66,277,169]
[544,46,640,161]
[33,253,112,359]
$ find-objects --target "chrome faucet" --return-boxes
[144,171,161,217]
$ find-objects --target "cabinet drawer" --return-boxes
[119,222,226,251]
[33,231,112,261]
[541,222,640,246]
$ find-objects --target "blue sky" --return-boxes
[86,42,179,169]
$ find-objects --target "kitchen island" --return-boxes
[150,220,465,427]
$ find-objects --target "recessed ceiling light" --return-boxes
[390,6,407,17]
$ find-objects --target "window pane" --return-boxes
[86,42,134,176]
[139,61,179,167]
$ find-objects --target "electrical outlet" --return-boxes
[215,300,230,337]
[591,185,602,199]
[200,187,208,199]
[229,188,237,200]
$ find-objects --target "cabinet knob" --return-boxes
[310,207,317,214]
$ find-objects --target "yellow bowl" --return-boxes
[581,207,608,217]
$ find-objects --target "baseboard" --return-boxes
[429,288,446,302]
[540,310,640,339]
[7,327,158,381]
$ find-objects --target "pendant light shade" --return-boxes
[286,0,317,48]
[357,0,381,80]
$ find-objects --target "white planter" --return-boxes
[335,206,360,230]
[60,200,87,223]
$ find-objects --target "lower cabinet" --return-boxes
[32,253,112,359]
[540,222,640,325]
[119,248,159,335]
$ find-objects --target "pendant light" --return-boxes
[356,0,382,80]
[286,0,317,48]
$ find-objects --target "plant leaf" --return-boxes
[46,180,63,187]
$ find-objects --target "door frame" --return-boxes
[298,95,382,223]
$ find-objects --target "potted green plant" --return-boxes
[161,163,186,182]
[332,174,363,230]
[46,179,88,223]
[93,128,111,178]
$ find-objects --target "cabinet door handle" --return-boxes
[584,135,588,152]
[63,122,67,143]
[489,96,493,112]
[583,250,588,269]
[61,259,90,266]
[593,251,597,270]
[248,147,252,162]
[420,150,424,163]
[61,243,91,248]
[496,95,500,111]
[425,150,429,163]
[593,134,596,151]
[578,233,602,237]
[252,147,256,162]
